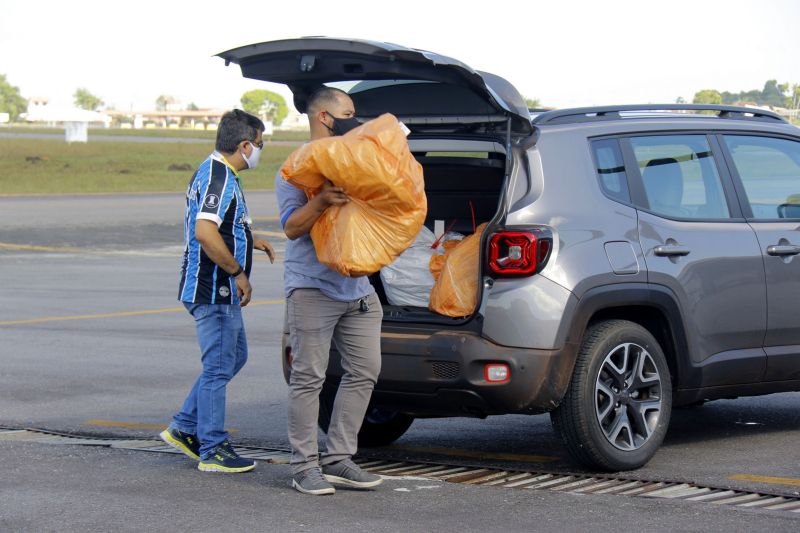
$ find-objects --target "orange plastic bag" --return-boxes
[429,223,488,317]
[280,113,426,277]
[428,239,461,281]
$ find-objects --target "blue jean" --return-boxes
[170,303,248,459]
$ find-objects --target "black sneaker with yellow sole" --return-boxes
[198,441,255,473]
[159,427,200,461]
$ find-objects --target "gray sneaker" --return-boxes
[292,467,335,496]
[322,458,383,489]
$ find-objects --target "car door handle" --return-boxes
[767,244,800,256]
[653,245,691,257]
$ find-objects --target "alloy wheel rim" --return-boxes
[595,342,662,451]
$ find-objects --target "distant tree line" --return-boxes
[691,80,800,109]
[240,89,288,126]
[74,88,104,111]
[524,97,541,109]
[0,74,27,120]
[0,71,541,124]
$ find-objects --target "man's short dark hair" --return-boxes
[307,87,350,117]
[215,109,265,153]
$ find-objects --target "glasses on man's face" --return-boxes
[243,138,264,149]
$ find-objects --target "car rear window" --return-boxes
[591,139,630,203]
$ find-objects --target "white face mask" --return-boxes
[242,142,262,169]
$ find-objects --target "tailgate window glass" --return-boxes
[591,139,630,203]
[629,135,730,219]
[723,135,800,219]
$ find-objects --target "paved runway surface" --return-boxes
[1,192,798,531]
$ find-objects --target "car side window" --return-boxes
[722,135,800,220]
[591,138,630,203]
[629,135,730,219]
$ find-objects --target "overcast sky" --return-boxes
[2,0,798,112]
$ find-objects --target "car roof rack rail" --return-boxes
[532,104,788,125]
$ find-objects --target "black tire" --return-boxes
[675,400,707,409]
[551,319,672,471]
[318,382,414,448]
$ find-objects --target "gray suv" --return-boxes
[220,38,800,470]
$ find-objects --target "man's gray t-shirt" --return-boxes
[276,173,374,302]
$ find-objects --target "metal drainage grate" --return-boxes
[351,459,800,512]
[431,361,460,380]
[3,427,799,513]
[0,428,290,464]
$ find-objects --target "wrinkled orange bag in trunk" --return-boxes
[280,113,426,277]
[429,239,461,281]
[429,223,488,317]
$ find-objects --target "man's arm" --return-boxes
[284,180,349,240]
[195,219,252,306]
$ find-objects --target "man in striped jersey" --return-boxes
[160,109,275,473]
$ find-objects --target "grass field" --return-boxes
[1,125,311,142]
[0,138,297,194]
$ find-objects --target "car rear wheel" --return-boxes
[318,381,414,448]
[551,319,672,471]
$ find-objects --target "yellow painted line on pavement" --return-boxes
[728,474,800,487]
[0,299,284,326]
[253,254,285,263]
[0,242,187,258]
[0,241,283,260]
[252,230,287,239]
[386,444,560,463]
[82,420,169,431]
[82,419,238,433]
[0,241,173,256]
[0,242,85,253]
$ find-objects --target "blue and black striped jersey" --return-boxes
[178,152,253,304]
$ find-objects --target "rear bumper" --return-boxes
[282,327,578,417]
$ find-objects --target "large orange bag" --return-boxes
[428,239,461,281]
[280,113,426,277]
[429,223,488,317]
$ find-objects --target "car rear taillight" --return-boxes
[488,231,551,276]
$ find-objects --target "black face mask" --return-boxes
[325,112,361,136]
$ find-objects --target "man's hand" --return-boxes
[254,238,275,263]
[313,179,349,211]
[235,273,252,307]
[284,180,350,240]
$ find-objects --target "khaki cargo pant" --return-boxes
[286,289,382,474]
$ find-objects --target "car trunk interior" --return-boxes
[370,148,507,322]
